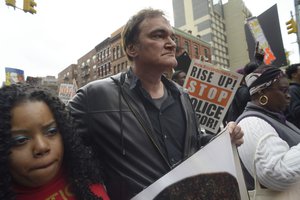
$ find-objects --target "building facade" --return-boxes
[172,0,252,71]
[174,28,211,62]
[95,37,113,79]
[224,0,252,69]
[57,64,78,84]
[77,48,98,87]
[58,26,211,87]
[110,26,128,76]
[173,0,229,69]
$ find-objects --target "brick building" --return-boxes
[58,26,211,87]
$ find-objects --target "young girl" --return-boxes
[0,84,110,200]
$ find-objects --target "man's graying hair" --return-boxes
[121,8,166,61]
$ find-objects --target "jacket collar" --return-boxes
[126,67,181,95]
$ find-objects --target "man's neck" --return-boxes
[132,66,165,99]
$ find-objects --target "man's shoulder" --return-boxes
[289,83,300,94]
[73,75,122,103]
[83,73,121,91]
[71,74,122,109]
[289,83,300,89]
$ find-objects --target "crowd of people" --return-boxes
[1,7,300,200]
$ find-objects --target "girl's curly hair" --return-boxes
[0,84,104,200]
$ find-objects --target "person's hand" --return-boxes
[227,122,244,146]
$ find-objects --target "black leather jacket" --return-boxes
[68,71,211,200]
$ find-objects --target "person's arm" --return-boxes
[255,134,300,190]
[238,117,300,190]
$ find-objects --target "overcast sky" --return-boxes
[0,0,297,83]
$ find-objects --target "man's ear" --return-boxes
[126,44,138,58]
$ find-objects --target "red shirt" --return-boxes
[14,170,110,200]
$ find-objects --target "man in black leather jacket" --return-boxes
[68,8,243,200]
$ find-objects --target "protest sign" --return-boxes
[58,79,77,104]
[5,67,25,85]
[131,129,248,200]
[183,60,243,134]
[246,17,276,65]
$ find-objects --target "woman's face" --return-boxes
[264,77,290,113]
[9,101,64,187]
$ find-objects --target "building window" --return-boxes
[113,48,116,60]
[107,47,110,57]
[114,65,117,74]
[92,65,96,74]
[184,41,190,53]
[101,66,104,77]
[99,52,102,62]
[204,48,209,58]
[117,46,121,58]
[194,45,199,58]
[92,55,97,62]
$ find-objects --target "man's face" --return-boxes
[132,16,177,72]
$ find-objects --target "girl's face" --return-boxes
[9,101,64,188]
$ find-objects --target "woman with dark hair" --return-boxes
[0,84,110,200]
[236,65,300,198]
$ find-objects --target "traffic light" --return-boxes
[286,18,297,34]
[5,0,16,7]
[23,0,37,14]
